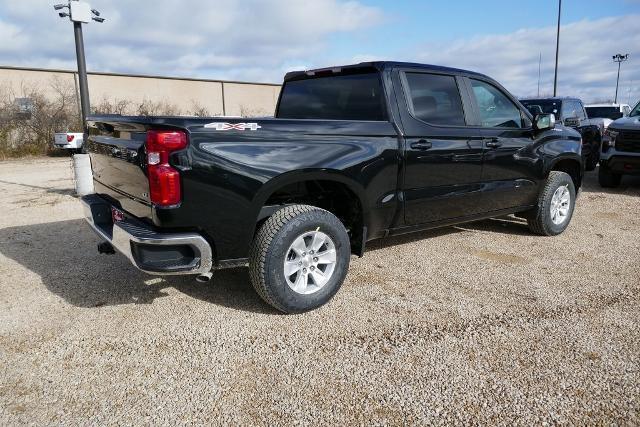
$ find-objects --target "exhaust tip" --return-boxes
[196,272,213,283]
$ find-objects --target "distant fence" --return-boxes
[0,65,282,117]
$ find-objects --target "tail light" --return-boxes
[67,134,75,142]
[145,130,188,207]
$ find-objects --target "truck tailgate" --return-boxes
[86,119,151,216]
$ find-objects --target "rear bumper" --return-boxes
[54,143,80,149]
[81,194,213,275]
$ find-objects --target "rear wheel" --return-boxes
[527,171,576,236]
[598,165,622,188]
[249,205,350,313]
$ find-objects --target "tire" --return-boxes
[585,134,601,171]
[249,204,351,313]
[527,171,576,236]
[598,165,622,188]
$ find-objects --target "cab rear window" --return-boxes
[277,73,387,121]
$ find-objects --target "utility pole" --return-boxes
[612,53,629,104]
[54,1,105,130]
[537,52,542,97]
[553,0,562,97]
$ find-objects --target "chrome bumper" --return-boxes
[81,194,213,275]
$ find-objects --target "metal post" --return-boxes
[614,60,621,104]
[73,21,90,129]
[553,0,562,97]
[613,53,629,104]
[221,81,226,116]
[537,52,542,97]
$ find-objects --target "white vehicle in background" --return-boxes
[585,103,631,130]
[54,132,84,152]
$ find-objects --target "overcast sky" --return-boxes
[0,0,639,104]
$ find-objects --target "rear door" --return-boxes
[464,77,539,211]
[395,70,485,225]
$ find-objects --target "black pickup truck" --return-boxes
[82,61,583,313]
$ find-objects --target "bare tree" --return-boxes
[0,77,81,159]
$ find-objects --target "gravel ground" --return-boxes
[0,157,639,425]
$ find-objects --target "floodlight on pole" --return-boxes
[53,0,105,134]
[612,53,629,104]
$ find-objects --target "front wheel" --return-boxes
[249,205,351,313]
[527,171,576,236]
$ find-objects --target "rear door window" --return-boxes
[277,72,387,121]
[403,73,466,126]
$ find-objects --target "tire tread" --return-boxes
[249,204,324,312]
[527,171,574,236]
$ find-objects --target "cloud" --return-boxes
[0,2,637,105]
[0,0,382,82]
[408,15,640,104]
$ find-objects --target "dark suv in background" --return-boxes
[520,97,603,171]
[599,101,640,187]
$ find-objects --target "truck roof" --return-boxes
[585,103,629,108]
[520,96,582,102]
[283,61,489,82]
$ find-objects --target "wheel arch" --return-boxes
[546,155,583,189]
[252,170,369,255]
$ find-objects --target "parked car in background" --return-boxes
[585,103,631,130]
[520,97,602,171]
[54,132,84,153]
[599,101,640,187]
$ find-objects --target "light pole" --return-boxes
[613,53,629,104]
[553,0,562,97]
[537,52,542,97]
[54,1,104,130]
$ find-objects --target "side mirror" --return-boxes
[534,113,556,131]
[563,116,580,127]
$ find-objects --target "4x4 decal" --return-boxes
[204,122,262,131]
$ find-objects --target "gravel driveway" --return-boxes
[1,157,638,425]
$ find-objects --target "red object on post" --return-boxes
[67,134,75,142]
[145,130,188,206]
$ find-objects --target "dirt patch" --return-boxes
[471,249,530,264]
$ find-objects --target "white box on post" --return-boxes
[70,1,92,23]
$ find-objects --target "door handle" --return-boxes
[484,138,503,148]
[410,140,432,150]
